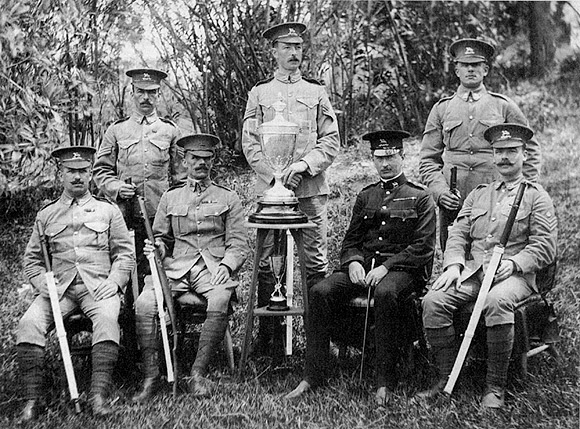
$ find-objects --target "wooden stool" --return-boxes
[238,222,314,374]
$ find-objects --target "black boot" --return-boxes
[90,341,118,417]
[132,349,160,403]
[16,344,44,424]
[416,327,456,399]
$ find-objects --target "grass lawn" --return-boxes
[0,78,578,428]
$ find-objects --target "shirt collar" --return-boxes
[274,69,302,84]
[60,190,92,206]
[187,176,212,193]
[380,172,407,191]
[457,84,487,101]
[131,110,159,125]
[495,176,525,191]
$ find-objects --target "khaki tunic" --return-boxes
[93,111,181,217]
[154,177,248,281]
[444,180,557,292]
[419,84,541,205]
[24,192,135,298]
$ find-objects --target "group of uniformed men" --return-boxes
[15,21,557,423]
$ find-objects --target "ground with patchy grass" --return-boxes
[0,77,578,428]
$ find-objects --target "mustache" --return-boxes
[497,161,513,166]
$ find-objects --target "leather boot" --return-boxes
[90,393,114,417]
[482,324,514,409]
[17,400,42,424]
[416,327,456,399]
[132,348,160,403]
[187,370,215,398]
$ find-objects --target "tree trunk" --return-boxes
[528,1,556,78]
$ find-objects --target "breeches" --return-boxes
[16,279,121,347]
[257,195,329,279]
[422,271,533,329]
[135,259,235,320]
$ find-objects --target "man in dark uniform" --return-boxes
[132,134,247,401]
[285,130,436,404]
[17,146,134,422]
[419,124,557,408]
[242,22,340,354]
[93,68,182,290]
[419,39,541,251]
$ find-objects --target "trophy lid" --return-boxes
[259,98,299,136]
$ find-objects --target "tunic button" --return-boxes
[376,251,380,255]
[382,206,387,210]
[196,206,200,210]
[469,167,473,171]
[488,234,493,238]
[197,221,201,224]
[74,231,78,235]
[386,191,390,195]
[381,221,386,225]
[491,217,496,221]
[484,250,488,254]
[379,237,383,241]
[469,133,473,137]
[469,115,473,120]
[470,151,474,155]
[144,149,148,152]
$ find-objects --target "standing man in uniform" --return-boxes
[242,22,340,354]
[132,134,247,401]
[419,124,557,408]
[17,146,134,422]
[93,68,182,290]
[419,39,541,251]
[286,131,436,404]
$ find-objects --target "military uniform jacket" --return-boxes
[444,179,557,292]
[339,174,436,284]
[242,69,340,198]
[154,177,248,280]
[419,84,541,204]
[23,192,135,299]
[93,111,181,217]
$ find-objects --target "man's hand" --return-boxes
[285,173,302,190]
[36,278,52,298]
[432,264,462,291]
[94,279,119,301]
[494,260,515,284]
[144,238,166,259]
[282,161,309,188]
[210,265,230,286]
[365,265,388,287]
[348,261,367,286]
[439,190,461,211]
[118,182,136,199]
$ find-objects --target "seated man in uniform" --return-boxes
[132,134,247,401]
[17,146,134,422]
[286,130,436,404]
[419,124,557,409]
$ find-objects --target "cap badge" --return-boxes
[287,28,298,36]
[465,46,475,55]
[142,72,151,81]
[500,130,512,140]
[72,152,82,160]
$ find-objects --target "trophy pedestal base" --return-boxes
[249,201,308,225]
[267,298,290,312]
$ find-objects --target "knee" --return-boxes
[374,286,397,308]
[206,289,232,313]
[135,289,157,318]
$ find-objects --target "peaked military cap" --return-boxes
[177,134,220,157]
[126,68,168,90]
[263,22,306,44]
[51,146,96,169]
[449,38,495,63]
[484,123,534,148]
[362,130,410,156]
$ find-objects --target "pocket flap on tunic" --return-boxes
[296,96,317,109]
[202,204,228,217]
[443,120,462,133]
[84,221,110,233]
[390,209,418,220]
[150,139,171,150]
[207,247,226,258]
[45,223,67,237]
[167,205,188,217]
[118,138,139,150]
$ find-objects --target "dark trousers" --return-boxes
[304,270,417,387]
